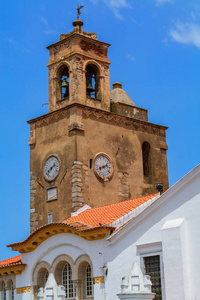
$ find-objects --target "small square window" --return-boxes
[48,213,53,224]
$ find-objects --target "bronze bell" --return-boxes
[62,78,69,98]
[86,77,95,95]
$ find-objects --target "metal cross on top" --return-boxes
[76,5,84,19]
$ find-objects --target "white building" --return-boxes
[0,164,200,300]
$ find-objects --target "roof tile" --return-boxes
[63,193,158,229]
[0,255,21,267]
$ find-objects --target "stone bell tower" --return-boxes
[28,18,169,233]
[47,19,111,113]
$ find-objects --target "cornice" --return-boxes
[47,50,111,67]
[46,32,110,50]
[27,103,167,136]
[0,263,26,276]
[7,223,111,253]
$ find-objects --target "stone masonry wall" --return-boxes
[71,161,89,212]
[118,171,130,201]
[30,171,39,233]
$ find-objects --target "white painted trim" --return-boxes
[108,195,160,230]
[107,164,200,244]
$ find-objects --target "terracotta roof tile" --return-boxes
[63,193,158,228]
[0,255,21,267]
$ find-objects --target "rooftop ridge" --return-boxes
[64,193,158,221]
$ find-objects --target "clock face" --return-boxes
[44,156,59,181]
[94,153,113,180]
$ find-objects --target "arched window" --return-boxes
[86,264,93,297]
[45,271,49,285]
[2,282,6,300]
[86,64,100,100]
[62,263,76,299]
[7,280,14,300]
[11,282,14,300]
[142,142,151,177]
[61,67,69,100]
[56,65,69,101]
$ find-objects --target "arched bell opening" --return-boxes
[56,65,69,101]
[86,64,101,100]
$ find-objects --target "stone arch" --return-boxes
[84,60,103,100]
[54,62,71,101]
[51,254,75,285]
[6,279,13,290]
[0,280,6,300]
[75,255,94,299]
[32,261,51,287]
[74,254,93,280]
[0,280,5,291]
[83,60,102,75]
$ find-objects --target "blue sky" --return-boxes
[0,0,199,260]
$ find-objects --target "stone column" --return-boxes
[73,280,82,300]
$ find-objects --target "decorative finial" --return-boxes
[76,5,84,19]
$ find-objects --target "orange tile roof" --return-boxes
[0,255,21,267]
[64,193,158,229]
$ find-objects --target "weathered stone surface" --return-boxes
[29,22,168,232]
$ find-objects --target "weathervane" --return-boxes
[76,5,84,19]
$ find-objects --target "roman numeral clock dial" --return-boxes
[94,153,113,181]
[44,155,60,181]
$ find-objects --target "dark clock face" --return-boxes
[94,153,113,180]
[44,156,59,181]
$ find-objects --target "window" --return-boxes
[137,242,164,300]
[61,67,69,99]
[86,264,93,297]
[2,282,6,300]
[48,213,53,224]
[86,64,100,100]
[11,282,14,300]
[144,255,162,300]
[55,65,69,101]
[62,263,76,299]
[45,271,49,284]
[142,142,151,177]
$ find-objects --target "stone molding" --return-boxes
[32,261,51,286]
[28,104,167,137]
[74,254,93,280]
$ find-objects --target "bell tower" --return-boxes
[28,18,169,233]
[47,19,111,112]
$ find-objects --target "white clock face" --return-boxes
[94,154,112,180]
[44,156,59,181]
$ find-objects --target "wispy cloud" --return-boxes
[40,16,48,26]
[126,53,136,62]
[39,15,56,35]
[169,22,200,49]
[104,0,131,19]
[91,0,131,19]
[155,0,172,6]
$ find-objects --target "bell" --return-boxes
[62,78,69,98]
[62,78,68,87]
[86,77,95,94]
